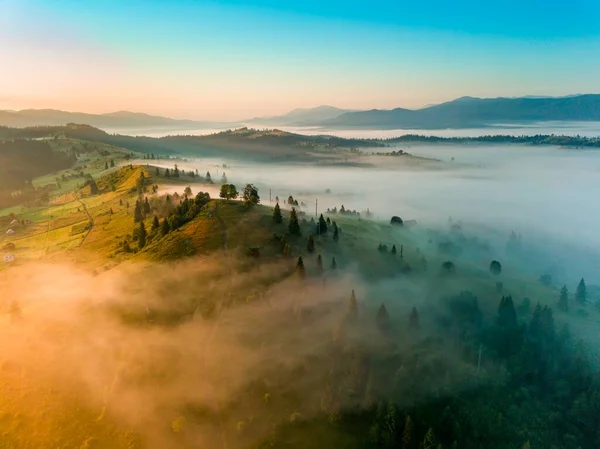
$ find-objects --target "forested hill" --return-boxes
[384,134,600,147]
[0,125,384,159]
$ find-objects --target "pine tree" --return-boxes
[317,213,328,234]
[296,256,306,278]
[138,221,147,249]
[333,224,339,242]
[307,234,315,253]
[521,441,531,449]
[173,164,180,178]
[143,197,151,215]
[110,159,115,168]
[347,290,358,324]
[497,295,517,328]
[331,257,337,270]
[409,306,419,330]
[104,161,109,170]
[221,172,228,184]
[576,278,587,305]
[558,285,569,312]
[317,254,323,272]
[119,199,123,206]
[133,200,143,223]
[272,203,283,223]
[288,207,301,235]
[421,428,437,449]
[206,171,213,183]
[160,217,171,236]
[376,303,390,332]
[151,215,160,231]
[402,415,415,449]
[165,168,171,177]
[155,167,160,176]
[391,244,397,255]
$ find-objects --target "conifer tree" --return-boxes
[151,215,160,231]
[421,428,437,449]
[165,168,171,177]
[408,306,419,330]
[333,224,339,242]
[307,234,315,253]
[160,217,171,236]
[206,171,213,183]
[173,164,180,178]
[391,244,397,255]
[221,172,227,184]
[288,207,300,235]
[402,415,415,449]
[296,256,305,278]
[133,200,143,223]
[110,158,115,168]
[104,161,109,170]
[272,202,283,223]
[376,303,391,332]
[119,199,123,206]
[576,278,587,305]
[317,213,328,234]
[143,197,151,215]
[347,289,358,324]
[155,167,160,176]
[558,285,569,312]
[331,256,337,270]
[317,254,323,272]
[138,221,147,249]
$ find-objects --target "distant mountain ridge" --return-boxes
[322,94,600,129]
[245,105,355,126]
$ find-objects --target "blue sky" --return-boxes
[1,0,599,119]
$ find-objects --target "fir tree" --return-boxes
[288,207,301,235]
[497,295,517,328]
[331,257,337,270]
[272,202,283,223]
[576,278,587,305]
[296,256,306,279]
[104,161,109,170]
[119,199,123,206]
[206,171,213,183]
[316,254,323,272]
[409,306,419,330]
[421,428,437,449]
[307,234,315,253]
[558,285,569,312]
[110,159,115,168]
[160,217,171,236]
[173,164,180,178]
[221,172,228,184]
[402,415,415,449]
[138,221,147,249]
[143,197,151,215]
[333,224,339,242]
[317,213,328,234]
[391,244,397,255]
[151,215,160,231]
[347,290,358,324]
[133,200,143,223]
[165,168,171,177]
[376,303,391,332]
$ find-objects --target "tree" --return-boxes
[119,199,123,206]
[521,442,531,449]
[558,285,569,312]
[184,186,192,198]
[206,171,213,183]
[376,303,390,332]
[576,278,587,305]
[221,172,228,184]
[317,254,323,272]
[442,260,456,274]
[307,235,315,253]
[497,295,517,328]
[409,306,419,330]
[173,164,180,178]
[155,167,160,176]
[165,168,171,178]
[110,158,115,168]
[296,256,305,279]
[402,415,415,449]
[288,207,300,235]
[490,260,502,275]
[391,244,397,255]
[243,183,260,205]
[272,203,283,223]
[220,184,238,201]
[143,197,151,215]
[134,200,143,223]
[161,217,171,236]
[421,428,437,449]
[333,224,339,242]
[347,290,358,324]
[317,213,328,234]
[138,221,147,249]
[331,257,337,270]
[151,215,160,231]
[104,161,109,170]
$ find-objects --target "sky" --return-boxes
[1,0,600,120]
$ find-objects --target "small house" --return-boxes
[3,253,15,263]
[10,219,19,227]
[6,229,15,236]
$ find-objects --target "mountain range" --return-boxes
[1,94,599,131]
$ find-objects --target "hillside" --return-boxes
[322,94,600,129]
[246,105,353,126]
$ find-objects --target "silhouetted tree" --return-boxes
[220,184,238,201]
[409,306,419,330]
[296,256,305,278]
[421,428,437,449]
[333,223,339,242]
[165,168,171,178]
[110,159,115,168]
[442,260,456,274]
[400,245,404,260]
[243,183,260,205]
[558,285,569,312]
[402,415,416,449]
[173,164,180,178]
[206,171,213,183]
[160,218,170,236]
[133,200,143,223]
[497,295,517,328]
[184,186,192,198]
[151,215,160,231]
[221,172,227,184]
[288,207,300,235]
[307,234,315,252]
[119,199,123,206]
[347,290,358,324]
[376,303,391,332]
[138,221,147,249]
[576,278,587,305]
[317,213,328,234]
[391,244,397,255]
[104,161,109,170]
[316,254,323,272]
[272,203,283,223]
[490,260,502,275]
[155,167,160,176]
[331,256,337,270]
[143,197,151,215]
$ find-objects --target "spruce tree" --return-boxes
[206,171,213,183]
[104,161,109,170]
[160,217,171,236]
[296,256,306,279]
[155,167,160,176]
[333,224,339,242]
[133,200,143,223]
[173,164,180,177]
[143,197,151,215]
[119,199,123,206]
[317,254,323,272]
[402,415,415,449]
[317,213,328,234]
[421,428,437,449]
[165,168,171,177]
[110,159,115,168]
[376,303,390,332]
[221,172,228,184]
[307,234,315,253]
[138,221,147,249]
[272,203,283,223]
[331,257,337,270]
[558,285,569,312]
[576,278,587,305]
[409,306,419,330]
[288,207,300,235]
[151,215,160,231]
[347,290,358,324]
[391,244,397,255]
